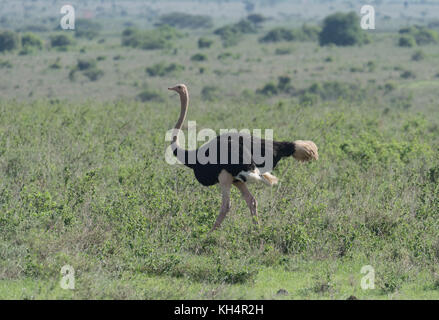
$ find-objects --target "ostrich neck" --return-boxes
[172,92,189,145]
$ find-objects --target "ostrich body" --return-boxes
[168,84,318,232]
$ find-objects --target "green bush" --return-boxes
[277,76,292,92]
[298,81,367,102]
[50,33,73,48]
[217,52,240,60]
[260,24,321,43]
[0,30,19,52]
[301,24,321,41]
[21,33,43,50]
[49,58,62,69]
[412,50,425,61]
[0,59,12,68]
[122,26,181,50]
[201,86,221,101]
[257,82,278,96]
[398,35,416,47]
[198,37,213,49]
[191,53,207,62]
[399,25,439,45]
[75,19,102,39]
[319,12,369,46]
[83,68,104,81]
[146,62,184,77]
[137,88,164,102]
[275,47,293,55]
[257,76,294,96]
[157,12,213,29]
[77,58,97,71]
[246,14,267,25]
[400,70,416,79]
[260,27,297,42]
[214,19,257,47]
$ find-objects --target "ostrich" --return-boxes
[168,84,318,232]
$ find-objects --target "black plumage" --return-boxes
[173,133,295,186]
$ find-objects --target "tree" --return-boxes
[75,19,102,39]
[21,33,43,50]
[50,34,73,47]
[0,30,19,52]
[319,12,368,46]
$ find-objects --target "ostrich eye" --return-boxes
[178,86,182,89]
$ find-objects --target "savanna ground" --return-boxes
[0,0,439,299]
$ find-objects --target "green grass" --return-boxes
[1,0,439,300]
[3,261,439,300]
[0,96,438,299]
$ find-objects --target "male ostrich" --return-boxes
[168,84,318,232]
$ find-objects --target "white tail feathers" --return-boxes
[261,172,279,186]
[293,140,319,162]
[236,168,278,187]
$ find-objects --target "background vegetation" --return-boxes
[0,0,439,300]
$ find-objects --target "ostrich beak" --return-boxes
[168,87,176,91]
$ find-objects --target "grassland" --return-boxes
[1,0,439,299]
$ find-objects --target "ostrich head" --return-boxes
[293,140,319,161]
[168,84,188,96]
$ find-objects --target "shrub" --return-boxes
[191,53,207,62]
[146,62,184,77]
[257,76,294,96]
[324,56,334,62]
[301,24,321,41]
[137,88,164,102]
[412,50,425,61]
[75,19,102,39]
[400,70,416,79]
[122,26,180,50]
[398,35,416,47]
[157,12,213,29]
[257,82,278,96]
[21,33,43,50]
[384,82,396,93]
[214,26,240,47]
[260,24,321,43]
[399,25,438,45]
[298,81,366,102]
[232,19,257,34]
[214,19,257,47]
[201,86,221,101]
[77,58,96,71]
[198,37,213,49]
[366,61,376,72]
[0,59,12,68]
[217,52,240,60]
[19,25,49,33]
[275,47,293,55]
[49,58,62,69]
[50,34,73,48]
[259,27,299,42]
[277,76,292,92]
[83,68,104,81]
[319,12,369,46]
[246,14,266,25]
[0,30,19,52]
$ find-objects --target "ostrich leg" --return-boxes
[209,170,233,233]
[233,181,259,226]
